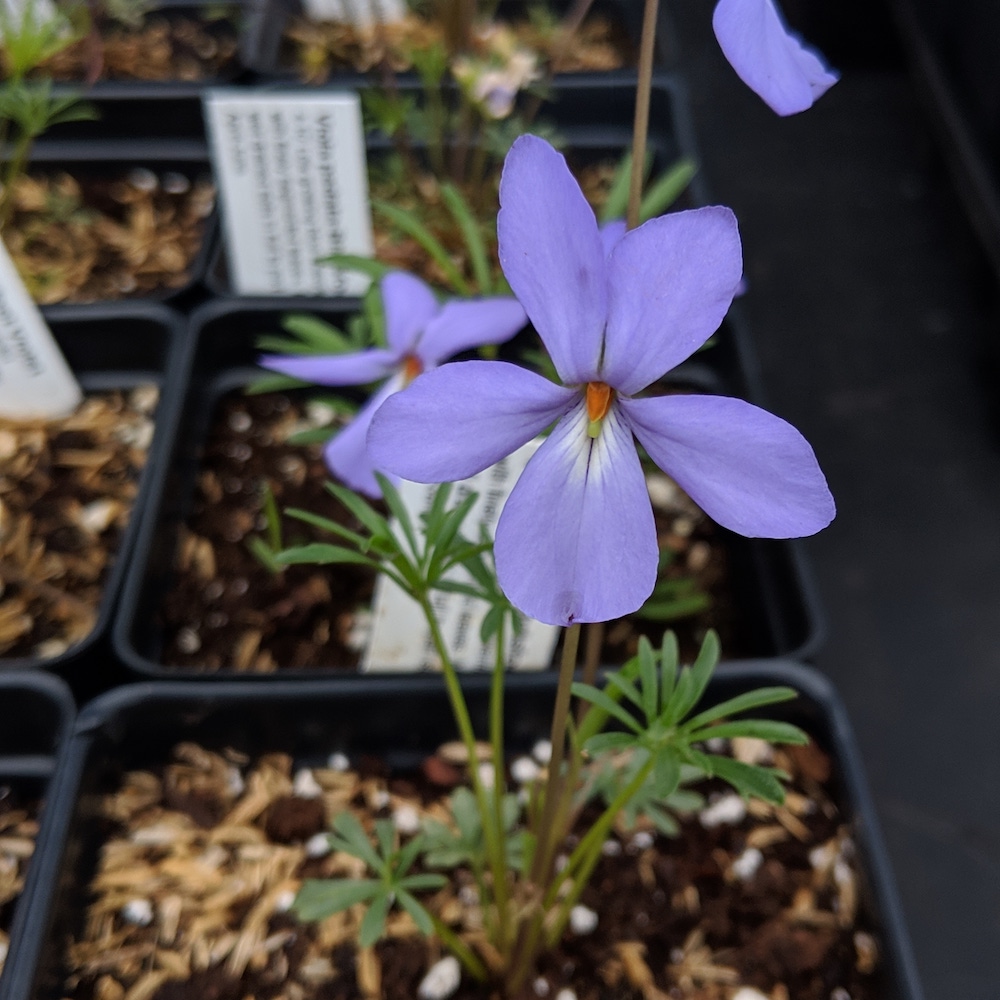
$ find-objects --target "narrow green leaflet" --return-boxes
[292,878,380,921]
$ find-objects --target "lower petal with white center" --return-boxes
[494,400,658,627]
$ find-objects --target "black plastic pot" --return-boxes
[109,296,824,680]
[0,303,185,689]
[18,144,216,308]
[205,71,704,299]
[2,663,922,999]
[244,0,666,84]
[42,1,253,149]
[0,673,74,995]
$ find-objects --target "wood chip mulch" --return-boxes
[0,387,157,661]
[0,785,39,977]
[38,14,240,82]
[6,169,215,304]
[283,13,630,83]
[60,736,883,1000]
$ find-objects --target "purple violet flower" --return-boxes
[260,271,526,497]
[713,0,839,116]
[368,136,834,626]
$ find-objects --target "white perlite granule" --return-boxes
[417,956,462,1000]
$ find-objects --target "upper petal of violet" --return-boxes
[497,135,607,385]
[620,393,835,537]
[417,296,527,367]
[602,207,743,395]
[367,360,576,483]
[712,0,839,116]
[381,271,441,355]
[259,348,398,387]
[494,399,658,626]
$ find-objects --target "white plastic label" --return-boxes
[204,90,374,296]
[363,440,560,672]
[0,240,82,420]
[302,0,406,27]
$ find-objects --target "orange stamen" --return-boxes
[586,381,613,422]
[402,355,423,385]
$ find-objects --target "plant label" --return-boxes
[0,240,82,420]
[363,440,561,673]
[204,90,374,296]
[301,0,406,28]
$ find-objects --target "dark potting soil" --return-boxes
[155,390,736,673]
[62,738,882,1000]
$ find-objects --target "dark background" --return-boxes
[665,0,1000,996]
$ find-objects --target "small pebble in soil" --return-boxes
[417,955,461,1000]
[162,172,191,195]
[274,888,297,912]
[392,803,421,834]
[510,756,540,784]
[645,473,679,510]
[628,830,654,852]
[175,627,201,654]
[228,410,253,433]
[532,739,552,764]
[554,991,577,1000]
[830,990,853,1000]
[225,767,245,797]
[601,838,622,856]
[731,989,769,1000]
[705,737,728,753]
[127,167,158,192]
[120,899,154,926]
[699,792,747,828]
[327,752,350,771]
[731,736,774,765]
[569,904,598,935]
[305,832,331,858]
[477,762,495,789]
[533,977,550,996]
[292,768,323,799]
[731,846,764,880]
[371,788,390,810]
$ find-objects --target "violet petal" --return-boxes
[382,271,441,354]
[600,219,628,258]
[417,297,527,367]
[497,135,607,384]
[324,376,404,498]
[494,400,658,626]
[367,360,576,482]
[620,394,835,537]
[713,0,838,116]
[259,349,398,386]
[602,207,743,395]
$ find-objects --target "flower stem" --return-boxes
[626,0,661,231]
[488,615,511,952]
[418,594,509,949]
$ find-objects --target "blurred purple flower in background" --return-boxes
[260,272,526,497]
[369,136,834,626]
[713,0,839,115]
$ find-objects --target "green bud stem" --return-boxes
[626,0,661,232]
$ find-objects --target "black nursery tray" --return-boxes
[110,297,824,680]
[0,303,185,682]
[0,674,74,994]
[0,664,922,999]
